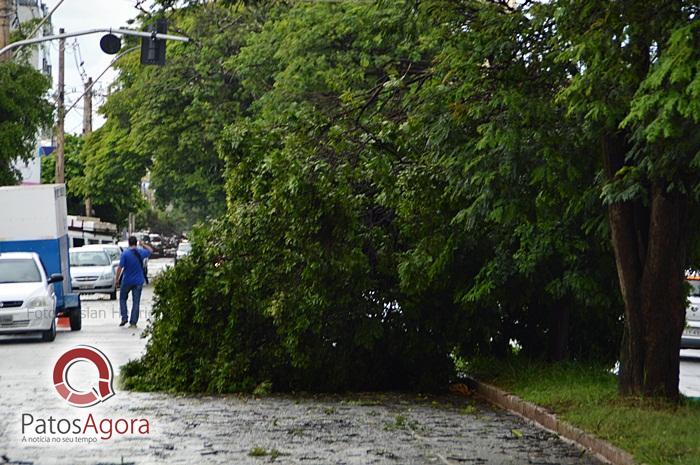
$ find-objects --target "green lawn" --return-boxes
[459,358,700,465]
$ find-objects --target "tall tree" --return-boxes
[71,115,148,226]
[555,0,700,399]
[42,134,86,214]
[104,3,262,223]
[124,0,625,394]
[413,0,622,362]
[0,62,52,185]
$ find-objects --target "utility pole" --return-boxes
[0,0,11,61]
[83,77,93,217]
[55,28,65,184]
[83,77,93,135]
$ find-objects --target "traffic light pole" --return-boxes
[55,28,65,184]
[0,27,189,57]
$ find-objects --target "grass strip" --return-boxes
[459,358,700,465]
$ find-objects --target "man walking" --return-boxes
[115,236,152,328]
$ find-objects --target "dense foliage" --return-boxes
[42,134,86,214]
[107,0,700,401]
[0,62,52,185]
[122,0,634,394]
[94,5,254,224]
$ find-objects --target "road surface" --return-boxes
[680,349,700,398]
[0,258,694,463]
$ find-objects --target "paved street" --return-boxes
[680,350,700,398]
[0,258,695,463]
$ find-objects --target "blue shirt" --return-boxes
[119,247,151,286]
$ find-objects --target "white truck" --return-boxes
[0,184,82,338]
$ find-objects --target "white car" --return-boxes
[682,278,700,349]
[80,244,121,273]
[69,247,117,300]
[149,233,163,257]
[0,252,62,342]
[175,241,192,264]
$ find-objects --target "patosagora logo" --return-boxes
[20,345,149,443]
[53,345,115,407]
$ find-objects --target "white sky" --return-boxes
[44,0,142,134]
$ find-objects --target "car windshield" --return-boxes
[103,248,120,261]
[0,259,42,283]
[70,251,110,267]
[689,280,700,298]
[178,243,191,252]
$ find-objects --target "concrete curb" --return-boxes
[462,377,637,465]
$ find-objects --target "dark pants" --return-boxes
[119,284,143,324]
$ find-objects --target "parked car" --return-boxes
[80,244,121,273]
[69,247,117,300]
[174,241,192,264]
[682,277,700,349]
[0,252,63,342]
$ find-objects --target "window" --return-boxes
[0,259,42,283]
[70,252,110,267]
[689,280,700,298]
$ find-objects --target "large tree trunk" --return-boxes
[639,185,688,399]
[604,133,689,400]
[603,132,645,395]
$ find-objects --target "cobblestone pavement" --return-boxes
[0,259,605,464]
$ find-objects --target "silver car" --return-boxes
[69,248,116,300]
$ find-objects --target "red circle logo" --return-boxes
[53,345,115,408]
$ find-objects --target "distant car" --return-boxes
[682,277,700,349]
[0,252,63,342]
[148,234,163,258]
[80,244,121,273]
[174,242,192,264]
[69,247,116,300]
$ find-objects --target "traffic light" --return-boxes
[140,19,167,66]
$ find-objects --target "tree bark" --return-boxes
[604,132,689,400]
[603,132,645,395]
[639,185,688,399]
